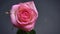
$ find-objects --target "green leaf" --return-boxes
[17,29,36,34]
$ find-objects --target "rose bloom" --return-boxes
[10,1,38,32]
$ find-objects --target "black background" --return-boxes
[0,0,60,34]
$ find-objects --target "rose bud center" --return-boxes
[17,7,33,22]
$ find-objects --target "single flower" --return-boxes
[10,1,38,32]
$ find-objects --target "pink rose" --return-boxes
[10,1,38,31]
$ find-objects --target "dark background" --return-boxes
[0,0,60,34]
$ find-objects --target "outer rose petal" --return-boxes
[10,1,38,31]
[10,5,20,26]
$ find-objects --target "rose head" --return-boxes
[10,1,38,32]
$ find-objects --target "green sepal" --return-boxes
[17,29,36,34]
